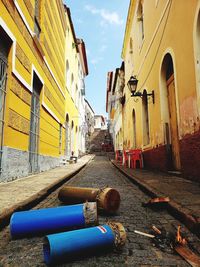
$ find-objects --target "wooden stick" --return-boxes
[152,225,162,235]
[175,245,200,267]
[134,230,155,238]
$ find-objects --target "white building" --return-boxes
[85,99,95,151]
[94,115,107,130]
[106,63,125,151]
[77,39,88,156]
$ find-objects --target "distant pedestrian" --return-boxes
[70,151,77,163]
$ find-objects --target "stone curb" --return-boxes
[0,155,95,230]
[111,159,200,237]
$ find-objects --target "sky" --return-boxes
[64,0,130,117]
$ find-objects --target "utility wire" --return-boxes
[136,0,172,92]
[125,0,172,105]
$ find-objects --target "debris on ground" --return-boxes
[10,202,97,239]
[175,244,200,267]
[134,230,155,238]
[58,186,121,214]
[142,197,170,207]
[134,225,200,267]
[43,222,126,265]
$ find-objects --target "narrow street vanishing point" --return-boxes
[0,156,199,267]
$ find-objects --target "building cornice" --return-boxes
[121,0,136,59]
[77,39,89,76]
[64,5,79,53]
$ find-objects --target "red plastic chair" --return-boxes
[123,150,129,167]
[129,149,143,169]
[115,150,123,164]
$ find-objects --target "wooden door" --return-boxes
[167,75,181,170]
[65,122,71,158]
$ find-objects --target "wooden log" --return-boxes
[58,186,120,214]
[175,245,200,267]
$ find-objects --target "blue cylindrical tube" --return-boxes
[10,202,97,239]
[43,222,126,265]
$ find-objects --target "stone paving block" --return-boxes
[1,156,199,266]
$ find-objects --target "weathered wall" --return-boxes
[122,0,200,181]
[0,0,66,181]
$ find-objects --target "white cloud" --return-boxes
[85,5,99,14]
[99,44,107,53]
[85,5,123,26]
[101,10,123,25]
[76,18,83,24]
[90,59,98,64]
[90,57,103,65]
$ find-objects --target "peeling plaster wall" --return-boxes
[122,0,200,181]
[179,96,199,137]
[180,130,200,181]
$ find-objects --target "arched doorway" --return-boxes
[29,72,43,173]
[71,120,74,154]
[195,10,200,102]
[0,28,12,174]
[161,53,181,170]
[65,114,70,158]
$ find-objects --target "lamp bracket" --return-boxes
[131,90,155,104]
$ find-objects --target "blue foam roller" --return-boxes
[10,202,97,239]
[43,223,126,265]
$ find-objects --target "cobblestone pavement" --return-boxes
[0,156,199,267]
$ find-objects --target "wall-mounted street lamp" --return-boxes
[127,76,155,104]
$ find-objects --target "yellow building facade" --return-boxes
[64,7,79,158]
[0,0,81,182]
[106,64,125,151]
[122,0,200,181]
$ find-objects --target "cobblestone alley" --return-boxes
[0,156,199,267]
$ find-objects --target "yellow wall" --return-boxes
[0,0,67,158]
[122,0,199,150]
[65,10,80,155]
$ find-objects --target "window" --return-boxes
[129,37,133,54]
[137,0,144,47]
[75,84,78,106]
[155,0,159,8]
[34,0,41,38]
[66,60,70,89]
[71,73,74,97]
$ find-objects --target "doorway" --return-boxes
[29,73,42,173]
[161,53,181,170]
[0,28,12,174]
[71,120,74,154]
[65,114,71,158]
[167,74,181,170]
